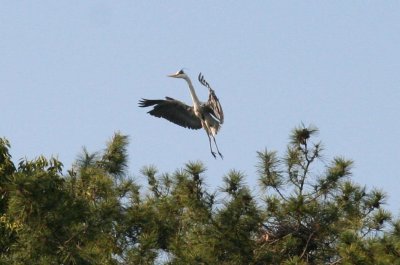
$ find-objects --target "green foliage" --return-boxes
[255,125,397,264]
[0,133,139,264]
[0,138,17,256]
[1,126,400,264]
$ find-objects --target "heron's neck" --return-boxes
[185,77,201,107]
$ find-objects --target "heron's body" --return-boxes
[139,70,224,158]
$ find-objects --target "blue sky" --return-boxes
[1,2,399,213]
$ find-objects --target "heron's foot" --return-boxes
[211,151,217,159]
[218,152,223,159]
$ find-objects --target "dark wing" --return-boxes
[139,97,202,130]
[198,73,224,124]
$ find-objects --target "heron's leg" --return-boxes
[202,119,217,159]
[212,135,223,159]
[206,132,217,159]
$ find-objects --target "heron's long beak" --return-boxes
[168,73,178,78]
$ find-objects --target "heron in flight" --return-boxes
[139,70,224,158]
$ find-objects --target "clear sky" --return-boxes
[1,2,399,214]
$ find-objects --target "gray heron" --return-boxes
[139,70,224,159]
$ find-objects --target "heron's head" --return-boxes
[168,69,188,79]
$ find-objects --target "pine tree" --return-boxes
[255,125,395,264]
[0,133,140,264]
[1,126,399,264]
[0,138,17,261]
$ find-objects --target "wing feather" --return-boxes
[139,98,202,130]
[198,73,224,124]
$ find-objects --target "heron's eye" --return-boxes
[178,70,184,74]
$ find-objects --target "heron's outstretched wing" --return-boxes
[198,73,224,124]
[139,97,202,130]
